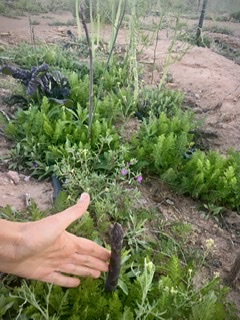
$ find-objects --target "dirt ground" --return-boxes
[1,11,240,313]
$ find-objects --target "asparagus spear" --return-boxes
[105,223,123,292]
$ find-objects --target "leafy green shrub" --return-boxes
[0,256,236,319]
[179,150,240,210]
[5,97,120,177]
[203,25,234,36]
[48,19,76,26]
[179,30,211,48]
[53,145,141,224]
[15,0,47,14]
[215,15,230,22]
[131,110,196,172]
[230,10,240,22]
[131,110,240,211]
[0,1,6,14]
[11,44,89,72]
[136,88,184,119]
[94,58,131,91]
[5,44,130,100]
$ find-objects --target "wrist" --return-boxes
[0,219,23,273]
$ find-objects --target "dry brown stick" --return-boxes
[105,223,124,292]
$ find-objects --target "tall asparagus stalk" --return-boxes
[129,0,139,104]
[79,6,94,139]
[75,0,82,40]
[196,0,208,45]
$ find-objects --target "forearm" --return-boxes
[0,219,23,273]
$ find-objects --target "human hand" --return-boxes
[0,193,110,287]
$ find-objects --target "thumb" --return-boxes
[55,193,90,230]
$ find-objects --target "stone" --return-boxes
[6,170,20,185]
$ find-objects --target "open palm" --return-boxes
[3,193,110,287]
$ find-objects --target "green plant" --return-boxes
[30,19,40,26]
[180,150,240,210]
[1,254,236,319]
[203,25,233,35]
[2,43,88,71]
[137,88,184,119]
[0,1,6,14]
[54,144,142,224]
[131,110,196,173]
[212,39,240,65]
[179,30,211,48]
[128,0,139,104]
[15,0,47,14]
[124,212,149,254]
[200,203,224,220]
[230,10,240,22]
[48,19,76,26]
[5,96,120,177]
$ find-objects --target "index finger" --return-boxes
[73,235,111,261]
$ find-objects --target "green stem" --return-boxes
[130,0,138,104]
[158,17,179,91]
[89,0,95,58]
[75,0,82,40]
[96,0,100,47]
[79,7,93,139]
[95,0,127,111]
[151,13,165,84]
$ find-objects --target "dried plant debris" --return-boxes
[0,64,71,103]
[224,251,240,285]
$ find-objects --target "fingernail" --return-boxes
[80,192,89,201]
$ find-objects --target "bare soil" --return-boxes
[1,11,240,313]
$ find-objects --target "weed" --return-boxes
[203,25,234,35]
[179,30,211,48]
[29,19,40,26]
[124,212,149,254]
[230,10,240,22]
[215,15,230,22]
[212,40,240,65]
[199,203,224,221]
[136,88,184,119]
[1,254,236,319]
[48,19,76,27]
[0,1,6,14]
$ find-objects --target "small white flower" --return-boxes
[170,287,178,294]
[205,238,215,250]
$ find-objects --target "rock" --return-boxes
[195,93,201,100]
[6,170,20,185]
[24,176,31,182]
